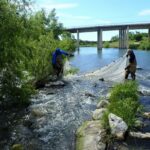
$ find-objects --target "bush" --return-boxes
[108,98,140,128]
[0,1,76,108]
[109,81,138,102]
[103,81,141,129]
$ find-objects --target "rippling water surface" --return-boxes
[70,47,150,73]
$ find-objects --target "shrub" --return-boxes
[102,81,141,129]
[109,81,138,103]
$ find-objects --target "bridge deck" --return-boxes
[66,23,150,33]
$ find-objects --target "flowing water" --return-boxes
[1,47,150,150]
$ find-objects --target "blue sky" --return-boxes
[33,0,150,41]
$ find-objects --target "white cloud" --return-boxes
[33,1,78,11]
[139,9,150,16]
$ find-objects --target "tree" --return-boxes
[0,0,76,107]
[110,35,119,42]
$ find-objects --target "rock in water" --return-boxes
[108,113,128,139]
[45,80,65,87]
[76,121,106,150]
[92,108,107,120]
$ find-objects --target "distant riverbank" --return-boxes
[80,40,150,50]
[79,32,150,50]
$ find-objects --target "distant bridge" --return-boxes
[65,22,150,49]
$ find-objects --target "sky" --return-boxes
[33,0,150,41]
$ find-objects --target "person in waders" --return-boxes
[125,49,137,80]
[52,48,70,78]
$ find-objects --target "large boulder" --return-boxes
[92,108,107,120]
[108,113,128,139]
[76,121,106,150]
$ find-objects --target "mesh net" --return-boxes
[84,54,127,82]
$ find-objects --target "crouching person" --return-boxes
[52,48,69,78]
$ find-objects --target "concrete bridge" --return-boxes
[66,22,150,49]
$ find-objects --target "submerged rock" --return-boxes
[134,119,143,128]
[108,113,128,140]
[76,120,106,150]
[45,80,65,87]
[143,112,150,118]
[85,92,96,98]
[99,78,104,81]
[31,108,47,118]
[11,144,24,150]
[107,142,129,150]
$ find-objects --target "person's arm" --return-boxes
[60,49,69,56]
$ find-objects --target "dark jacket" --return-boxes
[52,48,68,65]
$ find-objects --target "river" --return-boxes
[1,47,150,150]
[70,47,150,73]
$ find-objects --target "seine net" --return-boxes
[84,54,127,83]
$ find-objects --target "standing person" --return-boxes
[52,48,69,78]
[125,49,137,80]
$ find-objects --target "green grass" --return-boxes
[102,81,142,130]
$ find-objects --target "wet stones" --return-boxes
[96,100,109,109]
[76,121,106,150]
[108,113,128,140]
[31,108,47,118]
[11,144,24,150]
[85,92,96,98]
[45,81,65,88]
[92,108,107,120]
[99,78,104,82]
[143,112,150,118]
[129,131,150,139]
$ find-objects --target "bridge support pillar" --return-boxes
[119,27,129,49]
[148,28,150,41]
[97,29,102,50]
[126,26,129,49]
[77,30,80,49]
[119,29,123,49]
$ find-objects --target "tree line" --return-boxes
[109,31,150,50]
[79,32,150,50]
[0,0,76,107]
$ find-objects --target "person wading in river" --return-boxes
[125,49,137,80]
[52,48,71,78]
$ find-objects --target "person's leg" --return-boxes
[130,65,136,80]
[131,72,136,80]
[125,70,129,79]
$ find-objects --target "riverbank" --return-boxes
[80,40,150,50]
